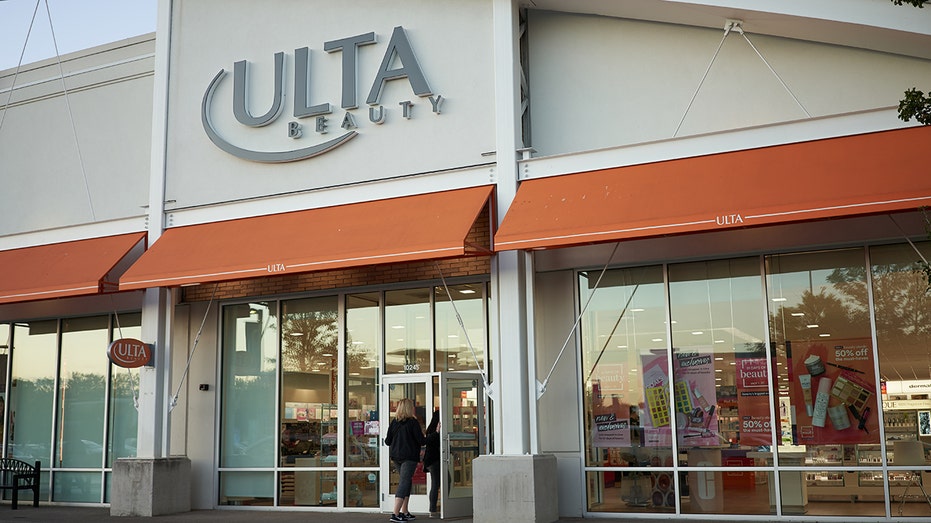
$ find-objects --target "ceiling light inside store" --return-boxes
[806,324,819,328]
[791,312,805,317]
[692,331,704,335]
[631,308,644,312]
[819,333,831,337]
[772,297,787,302]
[460,289,476,294]
[714,340,725,344]
[715,357,724,361]
[652,338,663,342]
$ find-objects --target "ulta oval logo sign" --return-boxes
[201,26,443,163]
[108,338,152,369]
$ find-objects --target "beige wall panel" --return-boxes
[527,11,931,157]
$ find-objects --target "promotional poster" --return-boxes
[591,364,632,448]
[786,339,880,445]
[735,355,772,447]
[673,351,719,447]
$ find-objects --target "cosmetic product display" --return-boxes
[826,361,865,374]
[827,403,850,430]
[858,406,871,433]
[812,377,832,427]
[674,381,693,413]
[693,387,710,411]
[799,374,813,416]
[830,374,872,412]
[804,355,826,376]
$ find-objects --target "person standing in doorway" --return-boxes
[423,409,441,518]
[385,398,425,522]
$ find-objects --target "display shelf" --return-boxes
[806,445,843,466]
[806,471,844,487]
[857,444,883,466]
[886,411,919,445]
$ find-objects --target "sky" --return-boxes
[0,0,157,72]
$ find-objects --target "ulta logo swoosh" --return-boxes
[201,70,357,163]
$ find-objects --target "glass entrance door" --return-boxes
[381,372,486,519]
[382,375,434,515]
[439,373,485,519]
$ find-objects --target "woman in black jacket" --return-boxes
[423,409,441,517]
[385,398,425,522]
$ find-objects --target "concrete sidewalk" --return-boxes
[0,505,641,523]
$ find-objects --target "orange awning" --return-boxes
[0,232,147,304]
[495,126,931,251]
[120,185,494,290]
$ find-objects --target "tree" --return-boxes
[899,89,931,125]
[893,0,931,124]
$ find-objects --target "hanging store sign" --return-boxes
[108,338,153,368]
[201,26,443,163]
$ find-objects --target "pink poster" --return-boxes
[735,356,772,446]
[640,351,672,447]
[673,351,719,447]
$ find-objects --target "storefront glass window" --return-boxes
[280,296,339,466]
[385,288,431,374]
[56,315,109,473]
[345,292,380,471]
[435,283,486,373]
[0,323,8,450]
[870,242,931,480]
[579,265,671,512]
[219,301,279,505]
[766,249,880,517]
[9,320,57,471]
[669,257,772,514]
[107,312,142,466]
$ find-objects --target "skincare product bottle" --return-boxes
[811,377,832,428]
[828,403,850,430]
[694,387,710,411]
[799,374,813,417]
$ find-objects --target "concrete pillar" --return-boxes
[473,455,558,523]
[111,457,191,516]
[478,1,558,522]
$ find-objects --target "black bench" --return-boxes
[0,458,40,509]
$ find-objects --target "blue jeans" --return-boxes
[394,459,418,498]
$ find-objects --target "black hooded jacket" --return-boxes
[385,417,425,462]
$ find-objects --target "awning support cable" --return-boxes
[0,0,41,136]
[674,21,732,137]
[43,0,96,220]
[583,284,639,386]
[537,242,620,399]
[675,19,809,138]
[434,262,491,395]
[734,24,811,118]
[889,214,931,266]
[170,284,219,412]
[111,306,140,411]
